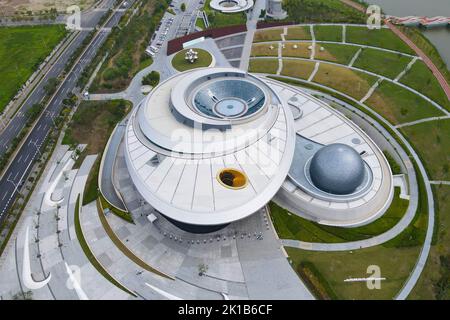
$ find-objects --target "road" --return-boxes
[0,0,135,223]
[0,0,117,155]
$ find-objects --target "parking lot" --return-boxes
[145,0,206,58]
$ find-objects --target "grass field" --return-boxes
[0,25,67,112]
[312,63,378,100]
[269,188,409,243]
[346,27,415,54]
[248,58,279,74]
[285,26,312,40]
[399,26,450,85]
[366,81,445,125]
[284,0,366,24]
[171,48,213,71]
[400,61,450,111]
[281,59,316,80]
[286,245,420,299]
[253,28,283,42]
[90,0,167,93]
[62,99,130,205]
[315,43,359,64]
[282,42,312,59]
[400,119,450,181]
[409,185,450,300]
[314,25,343,42]
[250,43,279,57]
[353,48,413,79]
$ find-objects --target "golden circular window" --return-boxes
[217,168,248,190]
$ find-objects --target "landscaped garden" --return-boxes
[400,61,450,111]
[204,0,246,28]
[285,26,312,40]
[0,25,67,112]
[352,48,412,79]
[400,119,450,181]
[248,17,447,299]
[311,63,378,100]
[89,0,170,93]
[171,48,213,71]
[248,59,279,74]
[283,0,366,24]
[253,29,283,42]
[269,187,409,243]
[409,185,450,300]
[346,26,415,54]
[366,81,445,125]
[314,25,343,42]
[281,59,316,80]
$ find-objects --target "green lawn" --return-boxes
[400,61,450,111]
[285,26,312,40]
[409,185,450,300]
[269,188,409,243]
[62,99,130,203]
[312,63,378,100]
[286,245,420,299]
[90,0,165,93]
[253,28,283,42]
[282,42,312,59]
[366,81,445,125]
[204,0,246,27]
[171,48,213,71]
[195,17,206,30]
[0,25,67,112]
[346,27,415,54]
[353,48,413,79]
[314,25,343,42]
[314,43,359,65]
[284,0,366,24]
[400,119,450,181]
[282,41,359,65]
[281,59,316,80]
[248,58,279,74]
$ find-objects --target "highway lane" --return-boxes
[0,0,117,156]
[0,0,134,223]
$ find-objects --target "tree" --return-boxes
[44,77,58,95]
[142,71,160,87]
[180,3,186,12]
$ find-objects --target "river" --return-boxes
[367,0,450,69]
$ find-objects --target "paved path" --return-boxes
[260,74,435,300]
[395,115,450,128]
[429,180,450,185]
[99,122,127,211]
[252,54,449,116]
[385,20,450,101]
[338,0,450,101]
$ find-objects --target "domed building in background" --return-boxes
[112,67,393,232]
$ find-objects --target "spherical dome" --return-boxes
[309,143,365,195]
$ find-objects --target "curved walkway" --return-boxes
[98,122,127,211]
[261,73,435,300]
[386,21,450,101]
[250,53,449,116]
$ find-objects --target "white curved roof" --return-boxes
[210,0,254,13]
[124,68,296,225]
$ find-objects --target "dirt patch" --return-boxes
[0,0,96,15]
